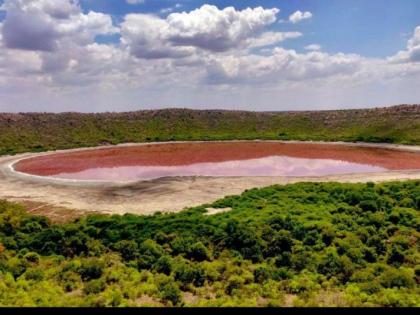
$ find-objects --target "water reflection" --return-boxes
[52,155,386,181]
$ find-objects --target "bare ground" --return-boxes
[0,141,419,218]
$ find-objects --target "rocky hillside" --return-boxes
[0,104,419,155]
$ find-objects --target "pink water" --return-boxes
[52,155,386,181]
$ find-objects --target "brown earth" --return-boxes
[19,200,97,223]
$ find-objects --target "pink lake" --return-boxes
[15,142,420,182]
[50,155,386,181]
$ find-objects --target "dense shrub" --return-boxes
[78,258,105,281]
[83,279,106,295]
[186,242,211,262]
[0,180,418,306]
[158,280,182,306]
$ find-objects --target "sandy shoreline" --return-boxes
[1,140,420,216]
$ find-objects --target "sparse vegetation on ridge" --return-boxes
[0,181,419,306]
[1,105,419,155]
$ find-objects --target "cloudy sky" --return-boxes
[0,0,419,112]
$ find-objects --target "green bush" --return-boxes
[225,275,245,295]
[174,263,206,288]
[253,266,271,284]
[84,279,106,295]
[158,280,182,306]
[154,256,173,275]
[0,180,419,306]
[78,258,105,281]
[187,242,211,262]
[114,240,139,261]
[24,252,40,264]
[380,268,415,289]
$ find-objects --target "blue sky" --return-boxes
[2,0,415,57]
[0,0,419,112]
[74,0,420,57]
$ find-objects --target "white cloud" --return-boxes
[121,5,280,59]
[126,0,144,5]
[166,5,279,51]
[0,0,125,92]
[247,31,302,48]
[204,48,362,85]
[160,3,182,14]
[305,44,321,51]
[0,0,80,18]
[389,26,420,63]
[0,0,118,51]
[55,11,119,44]
[289,10,312,24]
[121,14,195,59]
[0,2,419,112]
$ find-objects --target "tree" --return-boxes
[263,230,293,258]
[174,262,206,288]
[359,200,379,212]
[224,220,263,262]
[78,258,104,281]
[317,249,354,282]
[380,267,415,288]
[114,240,139,261]
[253,266,271,284]
[187,242,210,262]
[225,275,244,295]
[154,256,172,275]
[137,239,164,269]
[387,245,405,267]
[83,279,106,295]
[158,279,182,306]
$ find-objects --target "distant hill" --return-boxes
[0,104,419,155]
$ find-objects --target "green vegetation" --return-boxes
[1,105,419,155]
[0,181,419,306]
